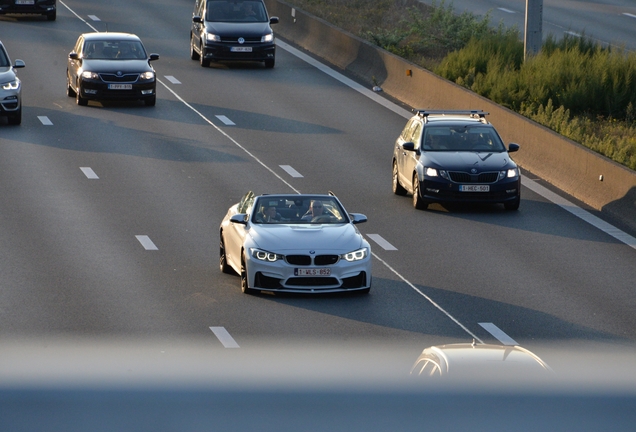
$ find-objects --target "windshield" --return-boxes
[251,196,348,224]
[423,126,506,152]
[206,0,268,22]
[83,40,147,59]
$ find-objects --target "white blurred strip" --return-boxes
[164,76,181,84]
[210,327,240,348]
[80,167,99,179]
[479,323,518,346]
[280,165,303,178]
[135,235,158,250]
[216,115,235,125]
[38,116,52,125]
[367,234,397,251]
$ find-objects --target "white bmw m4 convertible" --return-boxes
[219,192,372,294]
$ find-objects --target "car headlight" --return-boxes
[1,79,20,90]
[251,248,283,262]
[507,167,519,178]
[139,71,155,80]
[341,247,368,262]
[81,71,99,80]
[261,33,274,43]
[425,167,449,180]
[205,32,221,43]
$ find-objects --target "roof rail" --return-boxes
[413,109,489,120]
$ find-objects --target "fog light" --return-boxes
[141,89,154,95]
[84,89,97,94]
[426,188,439,193]
[506,189,517,193]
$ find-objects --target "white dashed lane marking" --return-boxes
[135,235,158,250]
[88,15,100,21]
[80,167,99,179]
[497,8,516,13]
[37,116,52,125]
[216,115,235,125]
[367,234,397,251]
[479,323,519,346]
[210,327,240,348]
[280,165,303,178]
[164,76,181,84]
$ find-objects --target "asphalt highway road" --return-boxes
[1,1,636,428]
[418,0,636,51]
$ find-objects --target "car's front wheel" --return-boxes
[7,107,21,125]
[200,45,210,67]
[412,175,428,210]
[504,195,520,211]
[264,58,275,69]
[392,161,407,196]
[240,252,257,294]
[190,35,200,60]
[66,73,76,97]
[144,95,156,107]
[76,84,88,106]
[219,235,233,274]
[45,10,56,21]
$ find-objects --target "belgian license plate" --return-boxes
[460,185,490,192]
[231,46,252,52]
[16,0,35,4]
[295,268,331,276]
[108,84,132,90]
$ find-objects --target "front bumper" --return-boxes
[202,42,275,62]
[246,253,372,293]
[78,79,156,101]
[419,176,520,204]
[0,89,21,114]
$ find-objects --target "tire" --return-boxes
[66,73,76,97]
[219,235,233,274]
[240,252,257,294]
[264,58,275,69]
[144,95,156,107]
[190,35,200,60]
[412,175,428,210]
[46,10,56,21]
[7,107,21,125]
[504,195,520,211]
[76,84,88,106]
[392,161,407,195]
[200,45,210,67]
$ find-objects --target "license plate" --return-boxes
[108,84,133,90]
[294,268,331,276]
[231,46,252,52]
[15,0,35,4]
[460,185,490,192]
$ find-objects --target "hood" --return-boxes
[0,67,17,83]
[424,151,515,171]
[205,21,272,37]
[80,59,153,73]
[248,224,363,253]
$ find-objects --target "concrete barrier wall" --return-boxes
[266,0,636,232]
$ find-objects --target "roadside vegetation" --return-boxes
[285,0,636,171]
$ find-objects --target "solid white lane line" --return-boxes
[479,323,519,346]
[276,40,412,119]
[280,165,303,178]
[156,78,299,193]
[210,327,240,348]
[521,177,636,250]
[215,115,235,125]
[366,234,397,251]
[59,1,99,32]
[88,15,100,21]
[37,116,52,125]
[164,75,181,84]
[135,235,158,250]
[80,167,99,179]
[497,8,516,14]
[623,13,636,19]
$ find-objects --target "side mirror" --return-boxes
[230,214,248,225]
[148,53,160,61]
[402,142,416,151]
[508,143,520,153]
[192,15,203,23]
[349,213,367,224]
[69,52,79,60]
[270,16,279,24]
[13,59,25,68]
